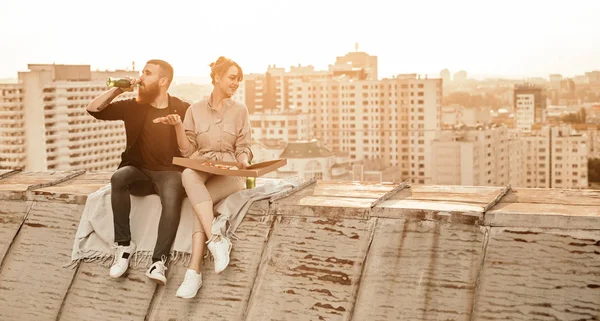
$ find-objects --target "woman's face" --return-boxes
[216,65,240,98]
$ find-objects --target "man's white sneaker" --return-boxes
[145,261,168,285]
[176,269,203,299]
[109,242,136,278]
[207,236,232,274]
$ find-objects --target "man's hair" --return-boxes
[146,59,174,85]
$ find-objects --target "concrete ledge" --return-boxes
[1,172,599,320]
[486,188,600,229]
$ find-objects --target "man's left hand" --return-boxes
[153,114,182,125]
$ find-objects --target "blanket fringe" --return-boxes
[63,250,113,269]
[66,250,195,269]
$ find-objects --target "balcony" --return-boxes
[0,170,598,320]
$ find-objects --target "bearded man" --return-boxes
[87,59,190,285]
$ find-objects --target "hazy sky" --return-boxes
[1,0,599,82]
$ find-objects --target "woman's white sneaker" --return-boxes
[176,269,203,299]
[207,237,232,274]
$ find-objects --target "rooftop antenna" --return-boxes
[355,42,359,52]
[132,61,135,71]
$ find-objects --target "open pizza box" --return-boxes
[172,157,287,177]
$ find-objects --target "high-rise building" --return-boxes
[0,84,26,169]
[331,49,378,80]
[453,70,467,83]
[285,73,441,184]
[0,64,137,171]
[521,125,588,189]
[244,50,378,114]
[549,74,563,90]
[585,71,600,91]
[431,126,511,186]
[514,84,546,131]
[440,69,451,85]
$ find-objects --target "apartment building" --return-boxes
[284,74,441,184]
[249,109,313,142]
[244,50,378,114]
[0,64,137,171]
[514,84,547,131]
[521,125,588,189]
[431,126,511,186]
[0,84,25,169]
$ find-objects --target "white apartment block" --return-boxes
[515,94,535,131]
[0,64,136,171]
[431,126,511,186]
[514,84,546,132]
[521,125,588,189]
[0,84,26,169]
[285,74,441,184]
[249,109,313,142]
[245,51,377,114]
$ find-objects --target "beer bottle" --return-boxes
[246,176,256,189]
[246,160,256,189]
[106,77,138,88]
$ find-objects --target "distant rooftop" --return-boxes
[279,140,333,158]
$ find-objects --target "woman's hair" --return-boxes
[210,56,243,85]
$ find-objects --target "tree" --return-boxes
[588,158,600,183]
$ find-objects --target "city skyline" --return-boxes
[1,0,599,81]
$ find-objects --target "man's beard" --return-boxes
[136,82,160,104]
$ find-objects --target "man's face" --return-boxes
[217,66,240,98]
[137,64,162,104]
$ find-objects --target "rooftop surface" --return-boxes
[0,169,599,320]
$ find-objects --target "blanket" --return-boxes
[67,176,305,268]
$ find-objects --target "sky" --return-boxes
[1,0,599,82]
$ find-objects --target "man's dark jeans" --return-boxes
[110,165,186,262]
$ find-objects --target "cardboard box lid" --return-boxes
[173,157,287,177]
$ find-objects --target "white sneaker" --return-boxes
[109,242,136,278]
[176,269,203,299]
[207,236,232,274]
[145,261,168,285]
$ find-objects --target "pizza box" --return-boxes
[173,157,287,177]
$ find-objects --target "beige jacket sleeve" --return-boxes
[234,104,253,161]
[180,105,198,158]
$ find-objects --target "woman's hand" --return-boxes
[238,159,251,169]
[153,114,182,125]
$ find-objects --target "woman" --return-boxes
[154,56,252,299]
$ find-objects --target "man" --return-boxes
[87,59,189,285]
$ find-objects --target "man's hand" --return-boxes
[153,114,182,125]
[123,77,141,92]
